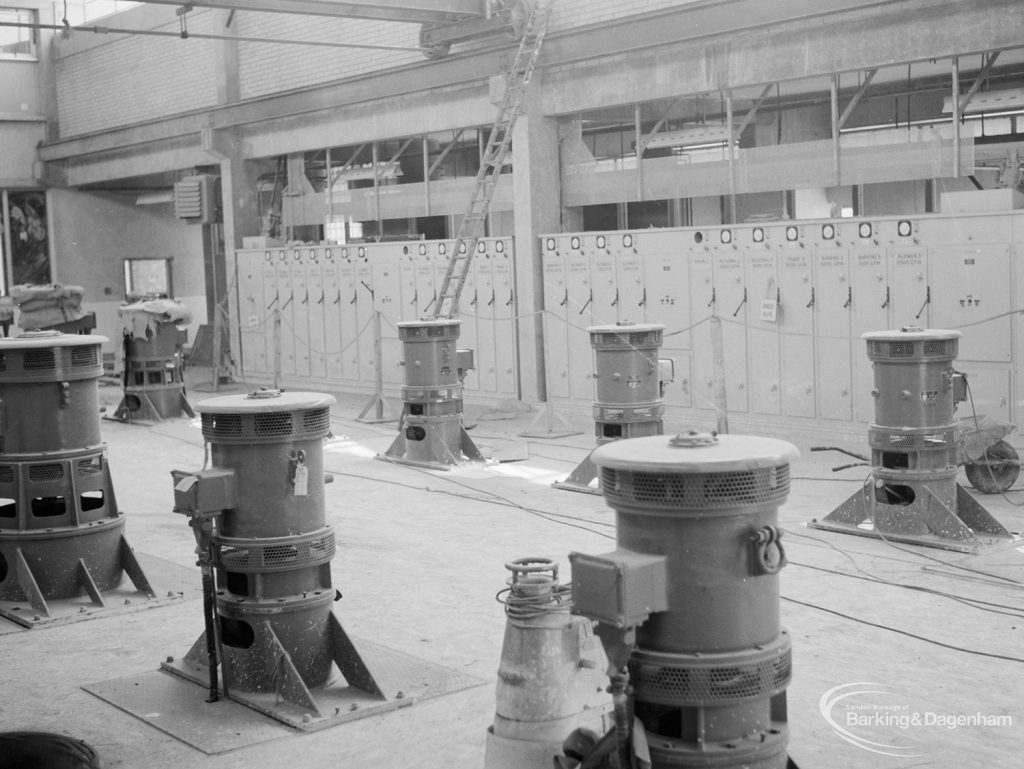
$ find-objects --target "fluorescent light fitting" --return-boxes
[942,87,1024,114]
[645,124,732,149]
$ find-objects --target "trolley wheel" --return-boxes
[965,440,1020,493]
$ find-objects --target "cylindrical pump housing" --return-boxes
[588,323,667,442]
[592,431,799,768]
[864,328,961,505]
[118,307,189,419]
[198,390,337,690]
[394,319,471,463]
[0,332,125,601]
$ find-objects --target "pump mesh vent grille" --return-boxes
[23,349,56,370]
[77,456,103,476]
[600,465,789,509]
[868,339,957,360]
[202,407,331,441]
[29,463,64,482]
[630,649,791,705]
[217,530,335,572]
[71,346,99,367]
[0,465,13,484]
[303,407,331,434]
[254,412,293,436]
[869,429,956,450]
[924,339,957,357]
[202,413,243,437]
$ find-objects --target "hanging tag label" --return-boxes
[293,464,309,496]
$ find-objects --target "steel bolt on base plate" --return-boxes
[159,627,484,732]
[0,544,190,630]
[810,482,1013,553]
[551,451,601,494]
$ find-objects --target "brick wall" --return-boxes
[236,12,422,100]
[53,1,708,135]
[54,9,222,136]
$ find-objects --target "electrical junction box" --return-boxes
[171,468,236,516]
[569,549,668,628]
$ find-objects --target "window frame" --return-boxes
[0,7,38,61]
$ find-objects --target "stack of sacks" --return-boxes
[12,283,87,331]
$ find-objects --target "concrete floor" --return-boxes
[2,372,1022,769]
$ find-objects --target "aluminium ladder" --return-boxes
[431,0,552,319]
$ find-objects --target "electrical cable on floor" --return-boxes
[321,466,616,537]
[964,377,1024,507]
[783,525,967,570]
[523,448,583,465]
[783,527,1024,616]
[788,561,1024,619]
[782,596,1024,664]
[872,527,1024,586]
[135,417,1022,664]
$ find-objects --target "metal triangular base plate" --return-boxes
[163,623,484,731]
[809,481,1012,553]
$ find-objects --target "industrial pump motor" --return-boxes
[380,318,485,468]
[812,326,1011,550]
[0,331,154,625]
[168,389,396,723]
[555,322,673,493]
[569,431,799,769]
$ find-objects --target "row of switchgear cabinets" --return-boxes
[234,213,1022,429]
[542,214,1021,426]
[235,238,518,399]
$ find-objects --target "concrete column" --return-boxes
[202,128,263,378]
[512,78,562,402]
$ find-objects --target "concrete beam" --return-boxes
[541,0,1024,114]
[138,0,484,24]
[40,0,908,163]
[39,50,504,162]
[40,0,1024,178]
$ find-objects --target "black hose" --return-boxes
[811,446,869,462]
[201,567,219,702]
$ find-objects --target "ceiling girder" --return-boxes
[732,84,774,138]
[959,50,1003,113]
[329,143,368,187]
[380,136,416,178]
[837,68,878,129]
[427,129,466,178]
[638,97,684,153]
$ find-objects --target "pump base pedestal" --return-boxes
[378,418,489,470]
[0,540,178,629]
[111,388,196,424]
[552,451,600,494]
[810,482,1012,552]
[162,614,484,731]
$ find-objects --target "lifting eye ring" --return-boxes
[751,525,787,575]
